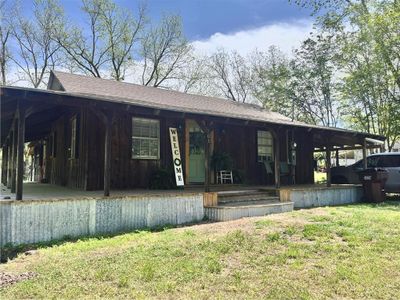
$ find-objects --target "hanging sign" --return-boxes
[169,128,185,186]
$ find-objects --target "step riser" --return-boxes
[219,195,279,203]
[205,202,293,222]
[218,192,279,198]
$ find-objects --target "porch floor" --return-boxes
[0,182,360,201]
[0,182,274,201]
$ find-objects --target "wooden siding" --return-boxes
[43,108,314,191]
[48,108,87,189]
[295,130,315,184]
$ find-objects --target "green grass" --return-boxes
[314,171,327,183]
[2,203,400,299]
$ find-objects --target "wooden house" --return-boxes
[1,71,385,200]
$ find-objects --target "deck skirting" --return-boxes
[0,193,204,247]
[279,185,363,208]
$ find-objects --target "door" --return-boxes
[188,120,205,183]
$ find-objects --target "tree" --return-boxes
[53,0,109,77]
[0,0,12,85]
[250,46,293,117]
[292,0,400,148]
[290,34,341,126]
[54,0,144,79]
[99,1,145,81]
[172,54,213,95]
[140,15,192,87]
[10,0,63,88]
[338,3,400,150]
[208,49,252,103]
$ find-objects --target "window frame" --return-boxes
[131,117,160,160]
[257,130,274,163]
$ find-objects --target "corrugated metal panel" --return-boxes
[205,202,294,222]
[0,193,204,247]
[286,186,363,208]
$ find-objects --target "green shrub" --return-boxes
[148,168,176,190]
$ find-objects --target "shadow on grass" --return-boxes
[335,196,400,212]
[0,218,214,264]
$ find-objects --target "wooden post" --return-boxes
[326,148,331,187]
[362,138,367,169]
[6,136,12,188]
[1,145,8,185]
[335,149,339,167]
[16,107,26,200]
[103,115,113,197]
[11,125,18,193]
[272,130,281,189]
[204,131,212,192]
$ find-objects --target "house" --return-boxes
[0,71,387,246]
[1,71,385,199]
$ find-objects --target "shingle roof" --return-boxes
[49,71,384,140]
[51,71,294,122]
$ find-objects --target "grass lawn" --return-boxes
[1,203,400,299]
[314,171,327,183]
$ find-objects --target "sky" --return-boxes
[20,0,315,56]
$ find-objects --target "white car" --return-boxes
[331,153,400,193]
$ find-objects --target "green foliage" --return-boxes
[211,151,233,171]
[292,0,400,150]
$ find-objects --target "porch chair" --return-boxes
[263,161,291,183]
[217,170,234,184]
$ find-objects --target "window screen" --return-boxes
[257,130,273,162]
[132,118,160,159]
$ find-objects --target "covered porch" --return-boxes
[1,83,385,202]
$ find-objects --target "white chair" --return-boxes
[217,170,233,184]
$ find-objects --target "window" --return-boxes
[70,115,79,159]
[132,117,160,159]
[377,155,400,168]
[257,130,273,162]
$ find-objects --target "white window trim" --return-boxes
[132,117,160,160]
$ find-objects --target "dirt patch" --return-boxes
[0,272,37,288]
[175,217,265,236]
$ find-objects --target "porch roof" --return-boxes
[1,71,385,147]
[49,71,385,140]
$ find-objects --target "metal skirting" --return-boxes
[279,185,363,208]
[0,193,204,247]
[204,202,294,222]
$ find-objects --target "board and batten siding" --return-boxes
[44,107,315,191]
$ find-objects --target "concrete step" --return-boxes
[204,201,293,222]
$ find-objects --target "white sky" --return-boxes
[191,19,314,56]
